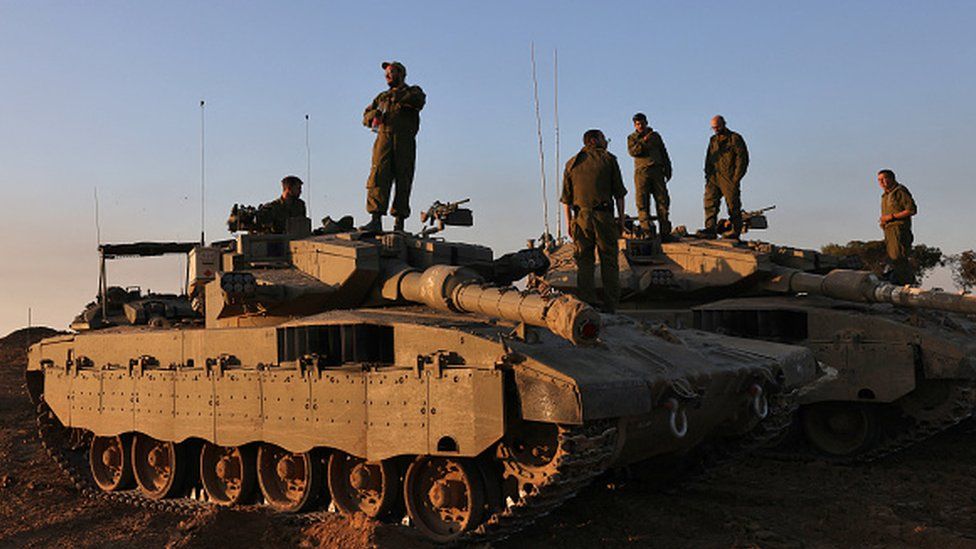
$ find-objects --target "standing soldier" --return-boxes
[627,113,673,239]
[877,169,918,285]
[703,115,749,238]
[360,61,426,232]
[561,129,627,313]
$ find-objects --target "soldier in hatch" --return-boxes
[561,129,627,313]
[360,61,427,232]
[703,115,749,239]
[263,175,307,234]
[877,169,918,285]
[627,112,673,239]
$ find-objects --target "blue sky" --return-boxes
[1,1,974,334]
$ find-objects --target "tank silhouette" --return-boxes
[542,208,976,461]
[26,201,820,543]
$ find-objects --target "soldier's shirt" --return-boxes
[561,145,627,209]
[362,84,427,135]
[265,196,307,233]
[627,129,672,178]
[705,129,749,183]
[882,183,917,229]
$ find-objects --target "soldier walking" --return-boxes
[627,113,673,239]
[703,115,749,238]
[877,169,918,285]
[561,129,627,313]
[360,61,426,232]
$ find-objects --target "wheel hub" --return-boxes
[102,445,120,468]
[216,456,239,480]
[349,463,372,491]
[148,446,166,469]
[428,479,464,510]
[276,456,297,479]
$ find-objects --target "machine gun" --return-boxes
[227,203,276,234]
[715,205,776,235]
[419,198,473,236]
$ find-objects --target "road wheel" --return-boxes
[403,456,485,543]
[131,433,185,499]
[327,451,399,518]
[89,435,133,492]
[199,443,257,506]
[257,444,323,512]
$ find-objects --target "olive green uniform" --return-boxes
[704,129,749,235]
[881,183,917,285]
[561,144,627,311]
[363,83,426,219]
[263,196,307,234]
[627,129,673,236]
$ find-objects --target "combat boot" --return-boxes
[393,216,405,232]
[359,213,383,232]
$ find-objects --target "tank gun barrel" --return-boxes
[397,265,601,345]
[763,267,976,315]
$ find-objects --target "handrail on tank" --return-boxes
[762,266,976,315]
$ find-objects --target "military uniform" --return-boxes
[561,144,627,311]
[627,128,673,236]
[363,82,426,220]
[704,128,749,235]
[881,182,917,285]
[263,196,307,234]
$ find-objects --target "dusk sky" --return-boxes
[1,1,974,335]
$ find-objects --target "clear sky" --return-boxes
[1,1,974,335]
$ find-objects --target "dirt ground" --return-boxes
[3,327,976,549]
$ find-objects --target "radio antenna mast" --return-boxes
[199,99,206,246]
[530,43,551,241]
[305,114,311,215]
[94,186,107,322]
[553,48,561,241]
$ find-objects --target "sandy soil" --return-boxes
[3,327,976,548]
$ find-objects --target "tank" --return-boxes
[542,209,976,462]
[26,201,820,544]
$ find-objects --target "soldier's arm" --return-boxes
[560,168,574,236]
[657,134,673,180]
[612,159,626,230]
[704,138,714,177]
[733,135,749,182]
[399,86,427,111]
[884,189,917,224]
[363,96,381,127]
[627,134,645,157]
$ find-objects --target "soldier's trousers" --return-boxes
[704,175,741,234]
[572,209,620,311]
[635,167,670,236]
[885,223,915,285]
[366,130,416,219]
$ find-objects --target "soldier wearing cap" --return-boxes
[703,115,749,238]
[561,129,627,312]
[360,61,426,232]
[627,112,673,239]
[877,169,918,285]
[264,175,307,234]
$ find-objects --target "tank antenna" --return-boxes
[553,48,561,241]
[305,113,311,215]
[199,99,206,246]
[530,42,551,241]
[94,186,107,322]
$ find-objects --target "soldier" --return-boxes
[360,61,427,232]
[627,112,673,239]
[877,169,918,285]
[561,129,627,312]
[264,175,308,234]
[703,115,749,239]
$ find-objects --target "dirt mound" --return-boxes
[0,327,61,367]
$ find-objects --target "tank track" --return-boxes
[35,399,617,545]
[852,381,976,464]
[765,382,976,464]
[692,392,799,475]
